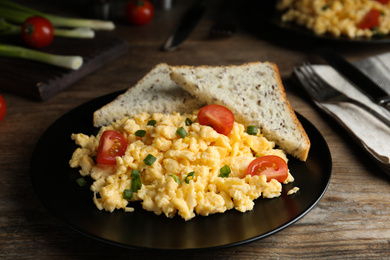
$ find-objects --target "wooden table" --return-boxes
[1,1,389,259]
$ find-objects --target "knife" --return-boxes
[316,46,390,112]
[162,1,206,51]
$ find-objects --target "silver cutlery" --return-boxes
[294,63,390,128]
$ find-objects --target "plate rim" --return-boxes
[30,90,332,251]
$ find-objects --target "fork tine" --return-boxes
[293,66,321,101]
[303,63,331,92]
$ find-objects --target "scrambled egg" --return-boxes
[277,0,390,38]
[69,111,294,221]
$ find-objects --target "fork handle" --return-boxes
[347,98,390,128]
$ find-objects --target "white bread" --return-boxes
[169,62,311,161]
[93,63,206,127]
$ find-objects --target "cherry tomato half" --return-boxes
[358,9,381,29]
[21,16,54,48]
[246,155,288,183]
[96,130,128,164]
[197,104,235,136]
[0,94,7,122]
[125,0,154,26]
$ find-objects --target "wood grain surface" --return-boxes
[0,0,389,259]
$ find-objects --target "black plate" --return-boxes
[255,2,390,44]
[30,90,332,251]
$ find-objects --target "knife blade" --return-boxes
[316,46,390,112]
[162,1,206,51]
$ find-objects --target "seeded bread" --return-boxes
[93,63,205,127]
[169,62,311,161]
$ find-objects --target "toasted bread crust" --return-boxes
[170,62,311,161]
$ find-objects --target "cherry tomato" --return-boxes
[125,0,154,26]
[197,104,235,136]
[21,16,54,48]
[375,0,390,4]
[0,94,7,122]
[246,155,288,183]
[358,9,381,29]
[96,130,128,164]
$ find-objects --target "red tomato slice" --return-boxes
[358,9,381,29]
[197,104,235,136]
[246,155,288,183]
[96,130,127,164]
[0,94,6,122]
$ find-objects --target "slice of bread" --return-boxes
[93,63,206,127]
[170,62,311,161]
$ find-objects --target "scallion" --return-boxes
[135,130,146,137]
[144,154,156,166]
[218,165,231,178]
[130,169,142,192]
[246,126,258,135]
[170,174,182,185]
[0,44,83,70]
[147,120,157,126]
[176,127,187,138]
[185,171,195,184]
[123,189,133,200]
[76,177,87,186]
[130,169,141,178]
[185,118,192,126]
[0,18,94,38]
[0,0,115,30]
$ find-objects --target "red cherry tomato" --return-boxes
[358,9,381,29]
[125,0,154,26]
[197,104,235,136]
[375,0,390,4]
[96,130,128,164]
[246,155,288,183]
[21,16,54,48]
[0,94,7,122]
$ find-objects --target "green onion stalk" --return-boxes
[0,18,94,38]
[0,0,115,30]
[0,44,83,70]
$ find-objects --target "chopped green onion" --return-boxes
[218,165,231,178]
[135,130,146,137]
[0,0,115,30]
[130,169,142,192]
[76,177,87,186]
[176,127,187,138]
[185,171,195,184]
[246,126,258,135]
[123,189,133,199]
[170,174,182,185]
[185,118,192,126]
[0,44,83,70]
[144,154,156,165]
[130,169,141,178]
[147,120,157,126]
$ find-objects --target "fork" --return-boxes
[294,63,390,128]
[209,0,237,38]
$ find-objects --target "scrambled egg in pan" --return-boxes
[69,111,294,221]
